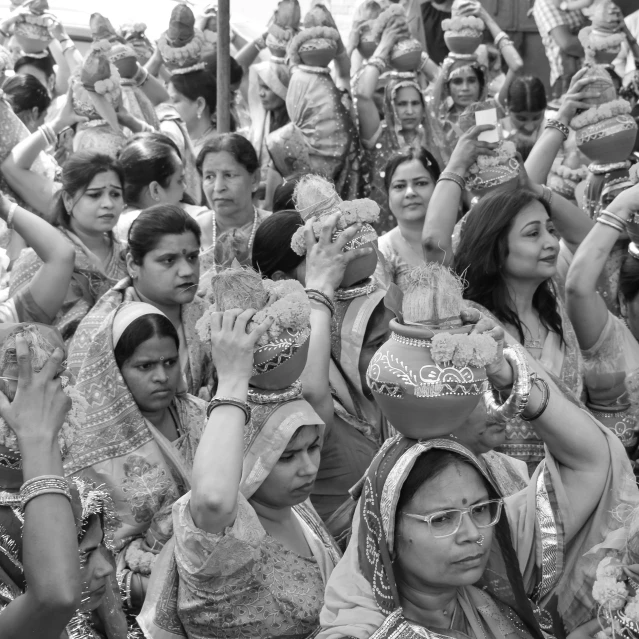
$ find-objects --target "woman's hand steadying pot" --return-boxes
[447,125,499,177]
[304,213,373,297]
[208,309,273,387]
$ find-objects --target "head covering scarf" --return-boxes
[139,387,340,639]
[357,437,544,639]
[64,302,206,555]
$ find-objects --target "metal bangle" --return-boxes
[494,32,508,47]
[599,209,628,227]
[6,201,18,229]
[438,171,466,190]
[206,396,252,423]
[597,217,625,233]
[125,570,134,609]
[306,288,335,317]
[367,56,386,73]
[521,376,550,421]
[545,119,570,140]
[541,185,553,209]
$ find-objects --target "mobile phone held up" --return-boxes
[475,108,500,144]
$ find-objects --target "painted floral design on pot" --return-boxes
[366,265,498,439]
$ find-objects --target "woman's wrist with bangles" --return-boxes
[521,375,550,421]
[306,287,336,317]
[596,208,630,234]
[437,171,466,191]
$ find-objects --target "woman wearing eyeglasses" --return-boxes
[318,311,638,639]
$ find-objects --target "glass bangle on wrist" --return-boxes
[521,376,550,421]
[438,171,466,190]
[545,119,570,140]
[207,396,252,423]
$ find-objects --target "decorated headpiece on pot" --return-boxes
[365,264,502,439]
[457,101,520,193]
[371,4,422,72]
[288,3,341,68]
[89,13,122,44]
[196,267,311,391]
[119,22,154,64]
[13,0,53,56]
[0,323,88,458]
[158,3,205,74]
[442,0,484,57]
[570,65,637,169]
[352,0,383,60]
[291,174,379,289]
[266,0,301,59]
[71,40,121,132]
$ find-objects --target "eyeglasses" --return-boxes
[403,498,504,538]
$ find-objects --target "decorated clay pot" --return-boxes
[389,38,422,72]
[576,115,638,165]
[113,56,138,80]
[251,329,310,390]
[357,33,378,60]
[298,38,338,67]
[588,403,638,451]
[626,213,639,243]
[594,48,620,64]
[444,30,481,55]
[336,223,379,288]
[266,33,288,58]
[366,319,489,439]
[14,34,48,54]
[468,158,520,195]
[583,165,632,221]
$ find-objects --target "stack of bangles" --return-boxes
[438,171,466,191]
[117,569,135,610]
[545,119,570,141]
[367,56,386,74]
[494,31,514,52]
[20,475,71,510]
[306,288,335,317]
[484,345,532,424]
[597,209,627,234]
[39,123,57,147]
[520,373,550,422]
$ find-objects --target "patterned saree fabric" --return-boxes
[64,303,207,570]
[10,229,127,343]
[139,391,341,639]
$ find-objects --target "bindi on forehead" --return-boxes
[462,497,468,505]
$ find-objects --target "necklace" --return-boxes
[523,322,544,350]
[211,206,259,256]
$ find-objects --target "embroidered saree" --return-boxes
[67,277,212,397]
[318,431,638,639]
[139,391,341,639]
[9,229,127,343]
[64,303,207,578]
[267,64,360,201]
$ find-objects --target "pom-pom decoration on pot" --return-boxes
[370,4,422,72]
[196,268,311,391]
[442,0,485,56]
[157,4,206,74]
[267,0,301,58]
[291,175,379,288]
[13,0,53,55]
[570,67,638,166]
[548,159,588,200]
[365,265,496,438]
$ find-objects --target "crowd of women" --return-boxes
[0,0,639,637]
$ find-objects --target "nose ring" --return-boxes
[476,535,485,546]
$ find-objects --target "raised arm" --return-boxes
[0,194,75,321]
[422,125,498,265]
[354,21,403,142]
[474,311,610,542]
[474,5,524,74]
[0,337,80,639]
[1,90,86,216]
[566,183,639,349]
[525,68,596,184]
[190,310,272,534]
[301,215,374,427]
